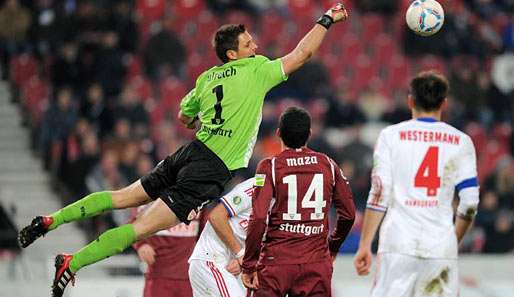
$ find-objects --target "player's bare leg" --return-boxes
[132,198,180,239]
[52,198,180,297]
[18,179,152,248]
[111,179,153,209]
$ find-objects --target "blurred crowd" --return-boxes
[1,0,513,253]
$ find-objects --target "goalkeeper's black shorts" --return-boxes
[141,139,233,224]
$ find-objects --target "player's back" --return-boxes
[259,148,338,265]
[372,118,478,258]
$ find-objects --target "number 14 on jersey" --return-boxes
[283,174,327,221]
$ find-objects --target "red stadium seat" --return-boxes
[136,0,166,22]
[195,11,219,38]
[372,33,399,66]
[259,12,286,46]
[386,54,411,90]
[172,0,206,19]
[294,18,317,39]
[360,14,385,43]
[226,11,255,30]
[177,10,218,41]
[341,34,364,67]
[10,53,38,88]
[351,54,378,93]
[320,53,345,79]
[327,20,349,41]
[288,0,318,20]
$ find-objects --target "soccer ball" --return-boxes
[406,0,445,36]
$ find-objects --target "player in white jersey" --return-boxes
[354,71,480,297]
[188,178,254,297]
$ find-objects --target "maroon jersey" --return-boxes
[132,205,200,280]
[242,148,355,272]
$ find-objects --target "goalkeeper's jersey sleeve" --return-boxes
[180,55,288,170]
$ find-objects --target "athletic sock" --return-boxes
[49,191,113,230]
[69,224,136,273]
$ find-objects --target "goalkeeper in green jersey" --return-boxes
[18,3,348,296]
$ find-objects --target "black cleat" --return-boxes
[18,216,53,248]
[52,254,76,297]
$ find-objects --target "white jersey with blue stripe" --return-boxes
[189,178,254,266]
[367,118,479,259]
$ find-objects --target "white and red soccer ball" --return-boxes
[406,0,445,36]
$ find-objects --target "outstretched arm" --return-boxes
[281,3,348,75]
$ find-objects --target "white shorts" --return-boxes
[188,260,246,297]
[371,253,458,297]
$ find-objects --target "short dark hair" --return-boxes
[279,107,311,149]
[213,24,246,63]
[410,71,449,112]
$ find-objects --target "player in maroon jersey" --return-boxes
[241,106,356,297]
[131,204,200,297]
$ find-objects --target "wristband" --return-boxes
[317,15,334,30]
[235,248,245,258]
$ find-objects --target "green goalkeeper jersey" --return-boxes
[180,55,288,170]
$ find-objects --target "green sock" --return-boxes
[69,224,136,273]
[49,191,113,230]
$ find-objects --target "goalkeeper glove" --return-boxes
[317,3,348,30]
